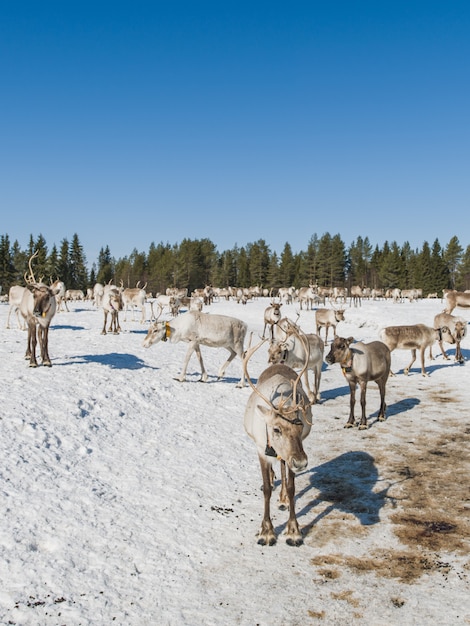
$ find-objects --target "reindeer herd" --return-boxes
[3,253,470,546]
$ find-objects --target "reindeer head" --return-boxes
[142,320,170,347]
[243,333,312,469]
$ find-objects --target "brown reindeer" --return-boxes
[19,251,58,367]
[326,336,391,429]
[379,324,450,376]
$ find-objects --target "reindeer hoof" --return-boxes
[358,423,368,430]
[286,536,303,547]
[344,422,354,429]
[29,362,38,368]
[257,535,276,546]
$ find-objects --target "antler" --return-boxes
[24,250,39,285]
[243,335,310,422]
[288,325,311,422]
[243,338,273,408]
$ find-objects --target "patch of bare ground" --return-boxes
[308,414,470,583]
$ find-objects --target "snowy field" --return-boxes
[0,294,469,625]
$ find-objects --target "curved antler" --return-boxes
[25,250,39,284]
[243,335,310,421]
[243,338,273,408]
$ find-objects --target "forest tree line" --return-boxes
[0,232,469,298]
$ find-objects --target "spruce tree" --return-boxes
[444,236,463,288]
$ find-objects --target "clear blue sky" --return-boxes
[2,1,469,267]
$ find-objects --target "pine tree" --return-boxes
[304,234,319,284]
[46,245,60,281]
[237,247,249,287]
[379,241,402,288]
[316,233,332,286]
[444,236,463,288]
[0,234,15,291]
[97,245,115,285]
[456,245,470,290]
[58,239,70,286]
[430,239,450,295]
[415,241,432,295]
[32,234,48,281]
[247,239,270,288]
[278,242,296,286]
[69,234,88,289]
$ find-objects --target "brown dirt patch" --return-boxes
[308,417,470,583]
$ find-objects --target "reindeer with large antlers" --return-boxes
[243,333,313,546]
[19,250,59,366]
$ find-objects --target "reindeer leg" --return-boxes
[285,466,303,546]
[420,347,429,376]
[314,364,322,402]
[178,342,197,382]
[278,459,289,509]
[377,378,387,422]
[439,340,450,360]
[217,348,237,381]
[28,322,38,367]
[194,344,208,382]
[258,455,276,546]
[358,380,369,429]
[39,325,52,366]
[101,311,108,335]
[345,381,356,428]
[404,349,416,375]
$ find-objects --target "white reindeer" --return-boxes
[143,310,248,386]
[243,338,313,546]
[6,285,27,329]
[268,320,324,403]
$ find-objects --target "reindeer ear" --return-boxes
[257,405,274,423]
[347,337,355,345]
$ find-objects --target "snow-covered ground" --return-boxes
[1,294,469,625]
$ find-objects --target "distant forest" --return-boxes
[1,232,469,297]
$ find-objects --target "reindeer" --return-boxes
[432,312,467,363]
[93,282,105,307]
[350,285,363,307]
[262,301,282,339]
[143,310,248,386]
[444,290,470,314]
[51,279,68,312]
[297,285,317,310]
[6,285,28,330]
[315,308,345,343]
[19,251,58,367]
[243,337,313,546]
[325,336,391,429]
[268,318,324,403]
[379,324,447,376]
[101,284,123,334]
[120,280,147,323]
